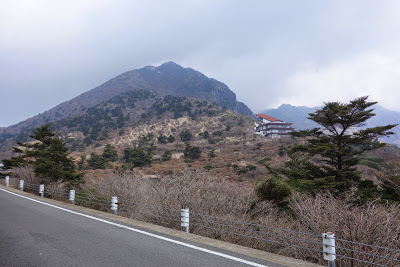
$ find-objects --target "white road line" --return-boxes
[0,188,268,267]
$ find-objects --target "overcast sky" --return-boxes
[1,0,400,127]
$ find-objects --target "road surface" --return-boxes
[0,188,287,267]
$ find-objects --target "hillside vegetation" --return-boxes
[47,89,290,182]
[0,62,252,148]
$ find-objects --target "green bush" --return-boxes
[179,130,192,142]
[256,178,292,205]
[167,135,175,143]
[184,144,201,159]
[208,138,220,144]
[203,165,215,171]
[212,131,223,136]
[207,150,216,161]
[87,153,110,169]
[237,165,257,175]
[259,157,272,164]
[162,150,172,161]
[102,144,118,162]
[199,131,209,139]
[123,147,152,167]
[157,135,168,144]
[356,180,379,202]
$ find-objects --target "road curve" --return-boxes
[0,188,287,267]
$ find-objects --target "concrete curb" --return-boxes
[0,184,323,267]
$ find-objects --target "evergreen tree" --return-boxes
[102,144,118,162]
[157,135,168,144]
[2,124,83,184]
[87,153,109,169]
[2,147,27,169]
[184,144,201,159]
[378,163,400,201]
[262,97,397,195]
[179,130,192,142]
[167,135,175,143]
[123,147,152,167]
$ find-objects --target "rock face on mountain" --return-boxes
[0,62,253,140]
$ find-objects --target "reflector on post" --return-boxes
[181,208,189,233]
[111,196,118,215]
[323,232,336,266]
[69,190,75,205]
[19,180,24,192]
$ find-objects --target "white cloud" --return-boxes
[280,53,400,111]
[2,1,400,125]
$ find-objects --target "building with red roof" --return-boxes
[254,114,294,138]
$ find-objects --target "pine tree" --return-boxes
[102,144,118,162]
[2,124,83,184]
[123,147,152,167]
[87,153,109,169]
[263,96,397,195]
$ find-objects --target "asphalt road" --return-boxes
[0,188,286,267]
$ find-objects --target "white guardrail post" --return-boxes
[181,208,190,233]
[39,184,44,197]
[323,232,336,267]
[111,196,118,215]
[19,180,24,192]
[69,190,75,205]
[5,176,9,187]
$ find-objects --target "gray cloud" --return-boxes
[1,0,400,126]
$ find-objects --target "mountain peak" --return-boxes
[159,61,182,68]
[0,62,253,144]
[142,62,183,72]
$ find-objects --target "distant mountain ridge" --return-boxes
[262,104,318,131]
[263,104,400,145]
[0,62,253,141]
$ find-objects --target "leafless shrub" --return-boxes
[290,192,400,266]
[86,170,255,228]
[11,166,67,200]
[11,166,39,184]
[88,172,400,266]
[84,170,324,262]
[11,166,399,266]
